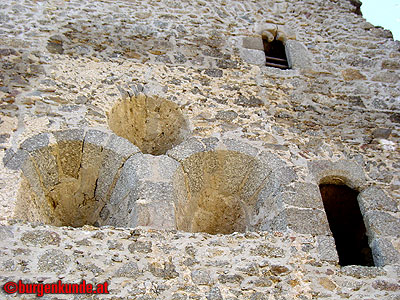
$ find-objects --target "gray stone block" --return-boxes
[308,159,366,190]
[53,129,85,142]
[20,133,50,152]
[364,210,400,237]
[257,151,287,172]
[283,182,324,209]
[108,153,150,206]
[273,166,298,186]
[3,148,29,170]
[166,137,205,162]
[103,134,140,158]
[242,36,264,51]
[317,235,339,263]
[128,182,176,229]
[240,48,266,66]
[201,137,220,152]
[84,129,110,146]
[222,138,259,157]
[285,40,313,69]
[358,187,398,214]
[371,238,400,267]
[156,155,181,181]
[239,160,271,205]
[20,155,45,198]
[96,135,140,203]
[251,184,287,231]
[339,264,387,277]
[286,208,330,235]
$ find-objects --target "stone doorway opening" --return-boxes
[319,184,374,266]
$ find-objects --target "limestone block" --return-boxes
[358,187,398,214]
[166,137,205,162]
[317,236,339,263]
[286,208,330,235]
[81,129,110,169]
[240,48,266,66]
[371,238,400,266]
[30,147,59,191]
[53,129,85,178]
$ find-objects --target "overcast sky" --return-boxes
[361,0,400,41]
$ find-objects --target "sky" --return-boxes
[361,0,400,41]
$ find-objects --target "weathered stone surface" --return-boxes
[2,148,29,170]
[167,137,205,162]
[38,249,70,273]
[285,40,312,69]
[149,261,179,279]
[207,286,223,300]
[371,238,400,267]
[0,0,399,298]
[20,133,50,152]
[286,208,330,235]
[283,182,324,209]
[364,210,400,237]
[308,160,366,189]
[129,241,153,253]
[240,48,265,65]
[339,265,386,278]
[191,269,212,285]
[21,230,60,246]
[359,186,398,214]
[341,68,366,81]
[317,236,339,262]
[114,261,140,278]
[242,37,264,51]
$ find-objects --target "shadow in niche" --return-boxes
[319,184,374,266]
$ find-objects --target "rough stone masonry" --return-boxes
[0,0,399,299]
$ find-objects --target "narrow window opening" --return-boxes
[262,38,289,69]
[319,184,374,266]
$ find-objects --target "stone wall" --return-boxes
[0,0,399,298]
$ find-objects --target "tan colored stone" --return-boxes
[341,68,366,81]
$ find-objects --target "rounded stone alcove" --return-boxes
[107,94,191,156]
[5,129,140,227]
[169,138,292,235]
